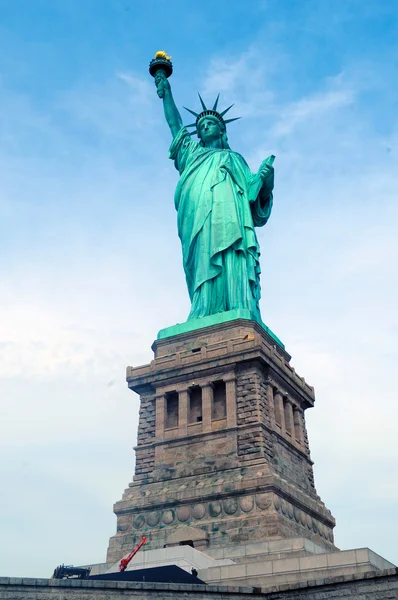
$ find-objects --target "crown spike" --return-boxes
[224,117,241,125]
[198,93,208,111]
[185,122,197,128]
[212,94,220,111]
[183,107,200,118]
[189,130,198,136]
[220,104,234,117]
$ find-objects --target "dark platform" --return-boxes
[89,565,205,585]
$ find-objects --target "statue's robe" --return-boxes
[169,127,273,320]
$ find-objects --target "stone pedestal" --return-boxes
[106,319,336,564]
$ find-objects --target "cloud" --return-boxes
[0,68,187,459]
[58,71,159,140]
[270,86,355,136]
[200,47,275,119]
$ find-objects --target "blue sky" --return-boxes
[0,0,397,577]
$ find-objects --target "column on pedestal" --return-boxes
[155,393,165,441]
[267,381,276,424]
[273,390,285,434]
[284,397,294,437]
[224,374,237,428]
[299,409,311,454]
[154,393,166,464]
[178,388,189,436]
[293,407,304,445]
[202,383,213,432]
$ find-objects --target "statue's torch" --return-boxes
[149,51,173,98]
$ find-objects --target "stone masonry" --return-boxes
[2,569,398,600]
[106,319,336,564]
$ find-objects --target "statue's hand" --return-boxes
[155,71,171,99]
[258,159,274,187]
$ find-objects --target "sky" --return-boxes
[0,0,397,578]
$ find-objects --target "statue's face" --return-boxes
[198,117,223,145]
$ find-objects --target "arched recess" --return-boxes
[164,525,209,549]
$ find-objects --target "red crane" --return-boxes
[119,537,147,572]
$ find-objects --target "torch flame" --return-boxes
[155,50,172,61]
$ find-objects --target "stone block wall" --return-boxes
[107,320,336,560]
[236,363,267,462]
[273,438,315,494]
[134,392,156,479]
[1,569,397,600]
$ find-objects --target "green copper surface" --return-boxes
[154,64,275,325]
[157,310,284,349]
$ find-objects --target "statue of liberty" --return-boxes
[152,54,275,323]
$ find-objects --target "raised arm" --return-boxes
[155,71,183,139]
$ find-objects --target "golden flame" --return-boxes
[155,50,172,61]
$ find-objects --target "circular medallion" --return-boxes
[240,496,254,513]
[254,493,271,510]
[162,510,175,525]
[294,507,300,523]
[223,498,238,515]
[192,504,206,519]
[281,500,287,515]
[147,511,160,527]
[306,514,312,529]
[117,516,131,532]
[176,506,190,522]
[273,496,281,512]
[287,504,294,519]
[208,501,222,517]
[133,514,145,529]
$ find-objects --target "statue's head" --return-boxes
[184,94,240,150]
[197,115,229,149]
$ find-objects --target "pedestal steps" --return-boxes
[198,546,395,588]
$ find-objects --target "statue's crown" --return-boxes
[184,94,240,135]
